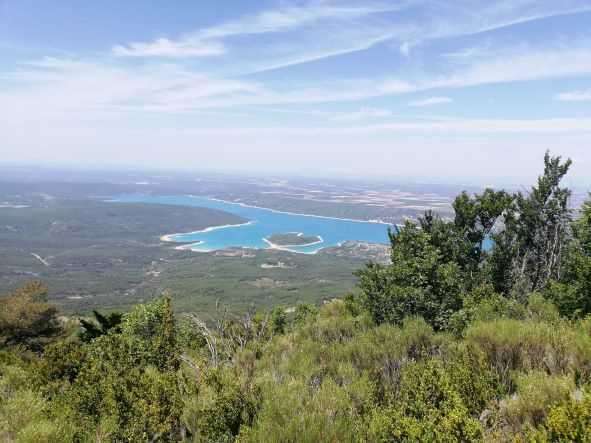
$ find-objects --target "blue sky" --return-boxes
[2,0,591,184]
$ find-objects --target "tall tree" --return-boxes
[575,195,591,255]
[357,151,574,329]
[491,152,572,295]
[356,222,464,330]
[546,194,591,317]
[454,189,513,268]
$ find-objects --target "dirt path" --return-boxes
[31,253,50,267]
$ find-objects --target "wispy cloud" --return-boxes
[0,57,263,117]
[435,45,591,91]
[113,38,225,58]
[198,3,403,39]
[331,107,393,121]
[4,1,591,182]
[360,117,591,134]
[6,42,591,117]
[244,31,397,75]
[454,1,591,37]
[441,45,493,59]
[109,0,591,77]
[194,44,591,108]
[399,41,413,57]
[409,97,452,107]
[112,1,404,59]
[555,89,591,102]
[3,1,591,140]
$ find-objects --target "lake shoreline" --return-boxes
[114,194,391,254]
[159,220,255,243]
[200,196,392,226]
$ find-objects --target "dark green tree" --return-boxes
[356,222,464,330]
[490,152,573,295]
[63,295,182,441]
[270,306,287,335]
[356,187,512,330]
[453,188,513,275]
[575,195,591,254]
[546,194,591,317]
[79,310,123,342]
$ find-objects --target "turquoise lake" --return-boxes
[113,195,392,253]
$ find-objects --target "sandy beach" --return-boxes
[262,236,324,254]
[159,220,254,243]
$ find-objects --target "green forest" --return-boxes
[1,152,591,442]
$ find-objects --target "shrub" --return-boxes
[57,296,183,441]
[368,359,483,442]
[0,282,61,350]
[542,387,591,441]
[182,366,256,443]
[238,378,366,443]
[0,363,73,442]
[500,372,574,434]
[443,344,500,414]
[293,303,318,325]
[448,284,527,336]
[465,319,591,390]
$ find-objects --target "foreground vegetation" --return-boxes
[1,152,591,442]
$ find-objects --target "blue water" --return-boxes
[113,195,392,253]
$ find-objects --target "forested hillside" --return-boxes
[1,152,591,442]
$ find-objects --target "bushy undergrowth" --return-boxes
[1,290,591,442]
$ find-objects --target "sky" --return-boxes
[1,0,591,185]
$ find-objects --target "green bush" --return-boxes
[238,378,366,443]
[182,366,256,443]
[465,318,591,389]
[500,372,574,434]
[368,359,483,442]
[542,387,591,441]
[0,363,73,442]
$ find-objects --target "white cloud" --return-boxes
[0,58,263,118]
[198,3,403,39]
[361,117,591,134]
[6,40,591,119]
[420,1,591,42]
[112,2,403,59]
[437,46,591,89]
[193,45,591,108]
[399,41,412,57]
[109,1,591,72]
[442,45,493,59]
[6,42,591,118]
[409,96,452,107]
[331,107,393,121]
[244,31,397,75]
[113,37,225,58]
[555,89,591,102]
[5,2,591,184]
